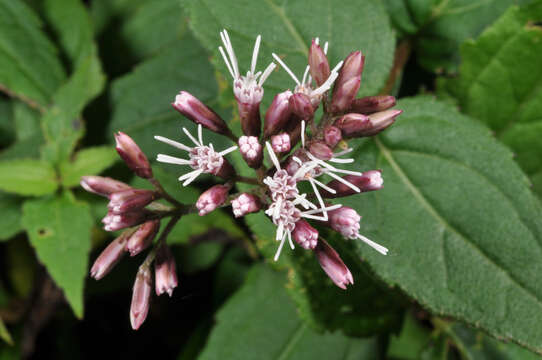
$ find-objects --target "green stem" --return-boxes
[149,177,183,207]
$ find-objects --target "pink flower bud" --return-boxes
[289,93,314,120]
[237,100,261,137]
[102,210,150,232]
[130,266,152,330]
[314,239,353,290]
[292,219,318,249]
[264,90,292,137]
[309,141,333,161]
[196,184,230,216]
[126,220,160,256]
[155,244,178,297]
[350,96,396,114]
[172,91,229,134]
[324,126,342,148]
[321,170,383,198]
[108,189,157,214]
[327,206,360,239]
[90,231,130,280]
[238,136,263,168]
[80,176,131,197]
[330,51,364,113]
[271,133,291,153]
[231,193,261,217]
[362,109,403,136]
[284,149,308,176]
[115,132,153,179]
[334,113,370,138]
[308,39,330,87]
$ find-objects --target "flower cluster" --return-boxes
[82,29,401,330]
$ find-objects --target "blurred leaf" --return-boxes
[198,264,381,360]
[439,3,542,177]
[338,96,542,352]
[0,98,14,146]
[22,192,93,318]
[213,247,251,305]
[175,242,224,274]
[108,33,220,156]
[60,146,117,188]
[533,171,542,200]
[0,193,22,241]
[5,238,36,298]
[0,159,57,196]
[387,313,432,360]
[183,0,395,106]
[0,103,44,161]
[383,0,523,72]
[0,316,12,345]
[0,0,66,107]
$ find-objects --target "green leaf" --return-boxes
[21,192,93,318]
[108,32,220,156]
[340,96,542,352]
[387,313,432,360]
[384,0,523,72]
[0,102,44,161]
[439,3,542,177]
[0,192,23,241]
[182,0,395,104]
[0,159,57,196]
[0,98,14,146]
[0,316,13,345]
[198,264,381,360]
[0,0,66,107]
[59,146,118,188]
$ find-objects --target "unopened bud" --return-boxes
[102,210,150,232]
[90,231,131,280]
[289,93,314,120]
[126,220,160,256]
[321,170,383,198]
[283,149,308,176]
[80,176,131,197]
[350,96,396,114]
[362,109,403,136]
[292,219,318,249]
[308,39,330,87]
[115,132,153,178]
[237,100,261,137]
[264,90,292,137]
[238,136,263,168]
[334,113,370,138]
[155,244,178,297]
[196,184,230,216]
[130,266,152,330]
[324,126,342,148]
[108,189,157,214]
[172,91,229,134]
[309,141,333,161]
[231,193,261,217]
[271,133,291,153]
[331,51,364,113]
[327,206,360,239]
[314,239,353,290]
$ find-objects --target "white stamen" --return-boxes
[302,65,310,85]
[258,63,276,87]
[183,127,201,147]
[329,157,354,164]
[219,145,238,156]
[154,136,192,151]
[357,234,388,255]
[333,148,353,157]
[311,177,337,194]
[198,124,203,145]
[288,231,295,250]
[274,233,287,261]
[301,120,306,148]
[323,42,329,54]
[326,171,360,192]
[309,178,328,221]
[265,141,281,170]
[251,35,261,75]
[156,154,191,165]
[220,30,239,78]
[182,169,203,186]
[302,204,342,216]
[272,53,300,85]
[218,46,235,79]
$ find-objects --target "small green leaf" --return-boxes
[21,192,93,318]
[198,265,381,360]
[0,315,13,345]
[183,0,394,105]
[0,0,66,106]
[0,192,23,241]
[341,97,542,352]
[60,146,118,188]
[440,3,542,176]
[0,159,57,196]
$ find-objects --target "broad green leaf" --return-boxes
[59,146,117,188]
[198,265,381,360]
[338,96,542,352]
[0,316,12,345]
[0,102,44,161]
[182,0,395,105]
[41,54,106,163]
[0,159,57,196]
[0,193,23,241]
[0,0,66,106]
[108,33,220,156]
[383,0,523,72]
[21,192,93,318]
[439,3,542,176]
